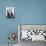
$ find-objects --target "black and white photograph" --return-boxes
[18,25,46,46]
[6,7,15,18]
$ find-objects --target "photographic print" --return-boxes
[18,24,46,46]
[6,7,15,18]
